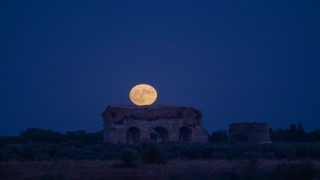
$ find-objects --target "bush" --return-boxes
[270,161,320,180]
[226,144,245,160]
[140,142,166,164]
[244,151,261,162]
[120,148,140,167]
[213,168,239,180]
[2,141,320,162]
[0,165,3,179]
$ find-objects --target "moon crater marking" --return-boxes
[129,84,157,106]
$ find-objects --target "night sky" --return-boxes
[1,1,320,135]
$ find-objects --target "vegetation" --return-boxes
[1,123,320,162]
[209,123,320,143]
[1,160,319,179]
[0,128,103,145]
[1,139,320,162]
[1,124,320,179]
[119,148,140,167]
[140,142,166,164]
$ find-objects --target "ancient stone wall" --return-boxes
[102,105,208,143]
[228,122,271,143]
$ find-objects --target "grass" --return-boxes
[1,160,320,179]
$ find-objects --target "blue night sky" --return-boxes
[1,1,320,135]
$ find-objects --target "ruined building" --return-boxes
[228,122,271,143]
[102,105,208,143]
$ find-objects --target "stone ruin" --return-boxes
[102,105,208,143]
[228,122,271,143]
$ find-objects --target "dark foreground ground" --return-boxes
[1,160,320,180]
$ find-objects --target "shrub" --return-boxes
[244,151,261,162]
[226,144,245,160]
[169,170,184,180]
[0,165,3,179]
[19,144,36,160]
[213,168,239,180]
[140,142,166,164]
[40,173,64,180]
[120,148,140,167]
[273,143,297,159]
[270,161,320,180]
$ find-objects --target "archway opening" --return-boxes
[127,127,141,144]
[179,127,192,142]
[151,127,169,142]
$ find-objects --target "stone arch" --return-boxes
[111,111,117,118]
[127,127,141,144]
[151,127,169,142]
[179,127,192,142]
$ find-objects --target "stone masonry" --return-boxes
[228,122,271,143]
[102,105,208,143]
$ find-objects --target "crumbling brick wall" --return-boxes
[228,122,271,143]
[102,105,208,143]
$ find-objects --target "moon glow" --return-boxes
[129,84,157,106]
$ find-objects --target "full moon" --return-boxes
[129,84,157,106]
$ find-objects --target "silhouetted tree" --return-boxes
[209,130,228,143]
[21,128,64,143]
[270,123,306,142]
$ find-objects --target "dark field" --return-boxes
[1,127,320,179]
[1,142,320,179]
[1,160,320,179]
